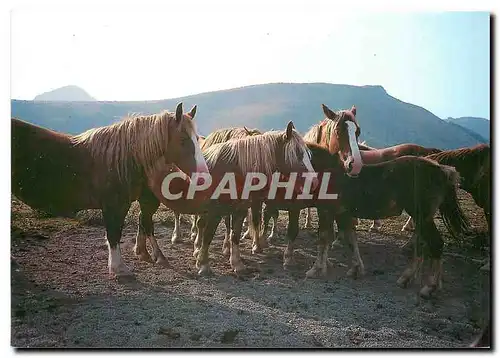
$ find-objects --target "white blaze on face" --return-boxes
[346,121,363,176]
[191,132,210,174]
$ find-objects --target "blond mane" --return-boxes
[201,127,262,150]
[303,110,358,149]
[203,129,309,176]
[71,110,196,181]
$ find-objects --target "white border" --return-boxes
[2,0,497,357]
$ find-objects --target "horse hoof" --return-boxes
[155,256,170,267]
[222,246,230,257]
[232,263,248,274]
[305,266,327,278]
[330,239,343,248]
[171,234,181,244]
[396,276,409,288]
[190,233,197,242]
[283,259,294,270]
[346,267,364,279]
[193,248,200,259]
[252,245,263,254]
[135,250,153,263]
[198,265,213,276]
[109,264,134,279]
[419,285,435,299]
[368,226,381,233]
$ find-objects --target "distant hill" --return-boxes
[33,85,96,102]
[13,83,485,150]
[445,116,490,142]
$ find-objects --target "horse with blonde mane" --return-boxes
[170,126,262,246]
[12,103,209,279]
[191,122,317,275]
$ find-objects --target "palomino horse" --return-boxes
[262,152,470,298]
[303,142,442,232]
[170,127,262,246]
[12,103,210,278]
[193,122,318,275]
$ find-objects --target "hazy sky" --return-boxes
[11,8,490,120]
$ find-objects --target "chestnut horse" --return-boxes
[262,151,470,298]
[192,122,318,275]
[170,126,262,246]
[12,103,209,278]
[259,104,365,244]
[303,142,442,232]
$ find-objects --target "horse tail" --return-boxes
[438,164,470,239]
[248,201,263,245]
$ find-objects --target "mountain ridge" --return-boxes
[33,85,96,102]
[12,82,488,150]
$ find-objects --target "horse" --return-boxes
[400,144,491,263]
[403,144,491,231]
[261,151,470,298]
[192,122,318,275]
[257,103,364,246]
[12,103,210,278]
[303,142,442,232]
[170,126,262,246]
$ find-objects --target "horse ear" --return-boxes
[285,121,295,140]
[243,126,251,135]
[321,104,336,120]
[187,105,197,120]
[175,102,183,123]
[351,105,357,116]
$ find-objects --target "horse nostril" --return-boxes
[347,160,353,172]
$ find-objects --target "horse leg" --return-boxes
[137,191,168,266]
[171,211,181,244]
[283,209,300,269]
[103,201,133,278]
[249,201,267,254]
[196,212,222,276]
[303,207,312,229]
[193,214,205,258]
[229,210,248,273]
[417,221,444,299]
[402,216,415,232]
[263,206,279,244]
[337,213,365,278]
[306,207,334,278]
[369,219,382,232]
[240,209,250,241]
[222,215,231,257]
[190,215,198,241]
[396,232,422,288]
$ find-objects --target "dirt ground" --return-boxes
[11,190,490,348]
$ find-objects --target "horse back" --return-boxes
[11,118,97,214]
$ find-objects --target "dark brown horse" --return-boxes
[304,142,443,231]
[364,144,491,234]
[261,150,470,298]
[12,103,209,278]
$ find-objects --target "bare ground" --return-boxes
[11,190,490,348]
